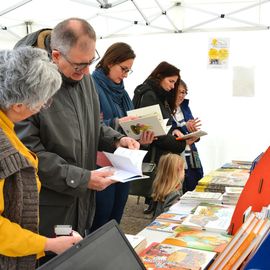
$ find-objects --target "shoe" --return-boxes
[143,202,155,214]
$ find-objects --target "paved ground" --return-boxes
[120,195,153,235]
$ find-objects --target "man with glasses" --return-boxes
[14,18,139,265]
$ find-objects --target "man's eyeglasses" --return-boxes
[61,50,100,72]
[118,64,133,75]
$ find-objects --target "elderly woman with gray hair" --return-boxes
[0,46,82,270]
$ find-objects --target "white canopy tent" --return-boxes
[1,0,270,173]
[1,0,270,41]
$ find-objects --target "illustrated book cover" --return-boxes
[156,212,187,223]
[162,225,232,253]
[146,220,181,234]
[139,242,216,270]
[120,104,170,139]
[181,204,235,233]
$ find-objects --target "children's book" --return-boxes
[156,212,187,223]
[97,147,148,182]
[162,225,232,253]
[208,213,257,269]
[181,204,235,233]
[146,220,181,234]
[139,242,217,270]
[120,104,171,139]
[241,224,270,270]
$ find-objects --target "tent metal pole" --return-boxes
[98,13,175,32]
[0,0,32,17]
[182,16,220,32]
[154,0,180,32]
[0,24,21,39]
[227,0,270,16]
[130,0,150,25]
[226,16,269,28]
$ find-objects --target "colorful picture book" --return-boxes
[181,204,235,233]
[139,242,216,270]
[156,212,187,223]
[162,225,232,253]
[120,104,170,139]
[146,220,181,234]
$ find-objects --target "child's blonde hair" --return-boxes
[151,153,185,202]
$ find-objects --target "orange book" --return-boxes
[222,232,256,270]
[208,213,257,270]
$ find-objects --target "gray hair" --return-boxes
[0,46,62,110]
[51,17,96,55]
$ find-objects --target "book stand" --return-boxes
[229,146,270,235]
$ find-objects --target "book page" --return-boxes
[97,166,149,182]
[114,147,147,172]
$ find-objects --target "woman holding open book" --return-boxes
[172,79,204,192]
[91,42,154,232]
[133,61,197,214]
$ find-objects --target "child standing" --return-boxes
[151,153,185,219]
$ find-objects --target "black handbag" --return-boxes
[129,146,156,198]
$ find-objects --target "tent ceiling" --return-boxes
[0,0,270,43]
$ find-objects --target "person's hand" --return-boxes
[186,118,201,132]
[172,129,184,138]
[88,170,116,191]
[186,137,198,145]
[117,136,140,150]
[119,115,138,123]
[138,131,155,145]
[44,231,83,254]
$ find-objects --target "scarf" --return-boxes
[92,68,133,120]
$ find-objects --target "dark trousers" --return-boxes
[183,167,203,193]
[90,182,130,232]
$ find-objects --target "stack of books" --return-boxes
[221,160,252,170]
[179,191,222,206]
[195,168,250,193]
[221,186,243,205]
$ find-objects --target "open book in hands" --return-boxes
[97,147,149,182]
[119,104,171,140]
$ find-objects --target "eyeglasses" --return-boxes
[178,91,188,96]
[61,50,100,72]
[118,64,133,75]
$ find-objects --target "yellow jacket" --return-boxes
[0,110,46,258]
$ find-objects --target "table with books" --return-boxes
[133,160,270,270]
